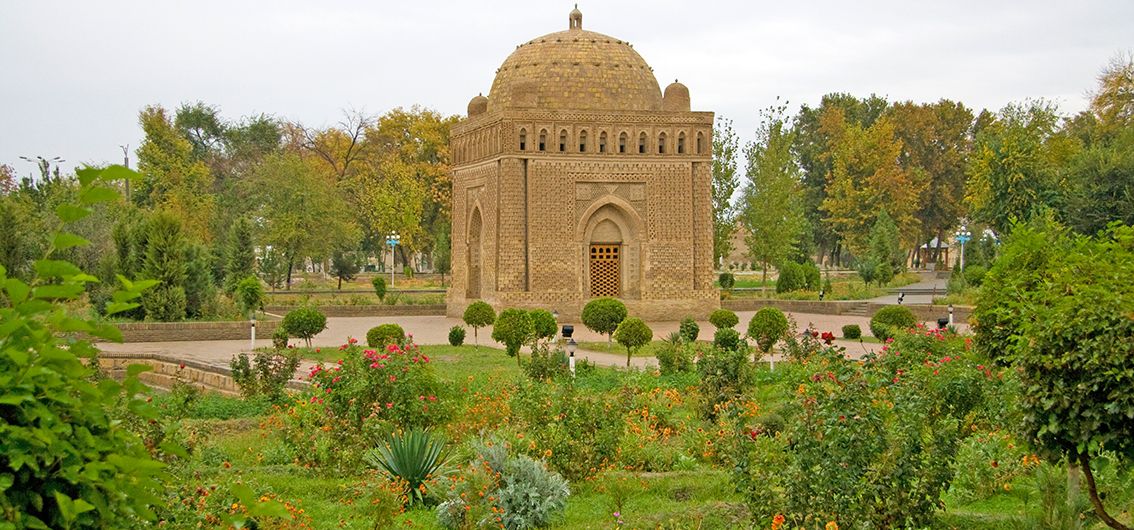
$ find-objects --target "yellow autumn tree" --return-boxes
[136,105,216,242]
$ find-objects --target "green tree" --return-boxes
[135,105,216,242]
[861,210,902,285]
[747,307,788,356]
[528,309,558,345]
[973,221,1134,530]
[492,308,534,366]
[581,297,627,342]
[330,246,363,290]
[462,300,496,348]
[257,246,287,289]
[281,305,327,348]
[222,216,256,293]
[182,242,215,318]
[711,117,740,267]
[1088,52,1134,138]
[433,224,452,287]
[742,101,806,284]
[140,211,188,321]
[613,317,653,367]
[234,276,265,317]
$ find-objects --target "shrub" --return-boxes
[524,342,568,381]
[447,325,465,346]
[581,297,627,341]
[367,323,406,348]
[718,271,735,289]
[655,341,695,375]
[708,308,739,330]
[142,285,187,322]
[463,300,496,347]
[281,305,327,348]
[947,268,968,295]
[364,429,451,505]
[748,307,789,354]
[230,350,300,401]
[678,316,699,342]
[800,260,821,290]
[272,326,289,349]
[613,317,652,367]
[842,324,862,340]
[775,262,807,293]
[528,309,557,344]
[492,308,534,365]
[713,328,742,351]
[870,305,917,341]
[697,345,754,419]
[233,276,264,317]
[372,276,387,301]
[963,264,987,287]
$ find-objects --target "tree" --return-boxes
[281,306,327,348]
[140,211,188,321]
[747,307,788,356]
[257,246,287,289]
[581,297,627,342]
[463,300,496,348]
[741,101,806,284]
[135,105,216,242]
[528,309,558,345]
[1089,52,1134,138]
[222,216,256,293]
[711,117,740,267]
[492,308,534,366]
[330,247,363,289]
[234,276,265,317]
[973,221,1134,530]
[862,210,902,286]
[820,111,924,257]
[965,100,1079,234]
[433,224,452,287]
[613,317,653,367]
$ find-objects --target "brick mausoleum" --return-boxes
[447,7,717,320]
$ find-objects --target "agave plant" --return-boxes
[364,429,451,505]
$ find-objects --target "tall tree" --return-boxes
[1089,51,1134,138]
[711,116,740,267]
[222,216,256,292]
[820,110,924,257]
[136,105,216,242]
[741,103,806,284]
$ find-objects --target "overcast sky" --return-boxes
[2,1,1131,177]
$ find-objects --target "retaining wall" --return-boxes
[104,320,282,343]
[96,352,307,396]
[722,299,972,323]
[263,304,447,318]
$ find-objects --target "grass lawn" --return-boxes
[577,339,716,358]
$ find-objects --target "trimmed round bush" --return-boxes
[801,261,821,291]
[709,308,739,330]
[775,262,807,293]
[272,326,289,349]
[463,300,496,346]
[870,305,917,341]
[963,265,987,287]
[613,317,653,367]
[281,305,327,348]
[367,323,406,348]
[492,308,534,361]
[529,309,558,342]
[679,317,699,342]
[747,307,789,353]
[581,297,627,340]
[842,324,862,340]
[713,328,742,351]
[234,276,265,317]
[371,276,387,301]
[448,325,466,346]
[718,272,736,290]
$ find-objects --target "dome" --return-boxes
[486,8,663,113]
[662,80,690,112]
[467,93,488,116]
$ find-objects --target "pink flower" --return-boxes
[389,375,397,383]
[370,362,380,369]
[348,337,358,344]
[385,402,393,409]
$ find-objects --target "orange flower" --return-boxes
[772,514,785,530]
[826,521,839,530]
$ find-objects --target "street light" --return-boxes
[562,324,576,377]
[954,223,972,272]
[386,232,400,287]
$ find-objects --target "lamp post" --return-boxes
[948,304,955,326]
[954,224,972,272]
[386,232,400,287]
[562,324,575,377]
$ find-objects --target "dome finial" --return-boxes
[569,5,582,31]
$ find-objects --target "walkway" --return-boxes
[868,272,948,305]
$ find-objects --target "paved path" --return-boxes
[868,273,948,305]
[97,309,924,372]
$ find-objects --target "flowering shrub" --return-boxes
[617,387,694,471]
[509,379,626,480]
[950,429,1035,502]
[655,341,695,375]
[696,345,755,420]
[229,350,300,401]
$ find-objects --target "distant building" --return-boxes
[448,8,716,319]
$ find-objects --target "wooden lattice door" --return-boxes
[589,244,621,297]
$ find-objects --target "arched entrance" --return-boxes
[466,206,483,299]
[579,199,641,299]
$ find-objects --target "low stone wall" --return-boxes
[875,303,972,324]
[264,304,446,318]
[106,320,282,343]
[722,299,862,315]
[96,352,308,396]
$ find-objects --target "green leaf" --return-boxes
[51,233,90,251]
[33,284,84,300]
[100,164,139,183]
[4,279,30,304]
[0,473,13,492]
[54,491,76,522]
[75,167,100,186]
[79,185,119,206]
[104,302,140,316]
[0,394,30,405]
[89,324,123,342]
[55,204,90,223]
[34,260,82,278]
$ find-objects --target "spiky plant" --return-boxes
[364,429,451,505]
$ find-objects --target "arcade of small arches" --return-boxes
[452,126,706,163]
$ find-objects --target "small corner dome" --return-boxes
[662,80,690,112]
[467,94,489,117]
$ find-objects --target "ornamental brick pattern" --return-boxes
[448,9,718,321]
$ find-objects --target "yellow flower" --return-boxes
[826,522,839,530]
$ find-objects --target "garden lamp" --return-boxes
[948,304,954,326]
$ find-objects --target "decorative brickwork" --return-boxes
[448,8,718,321]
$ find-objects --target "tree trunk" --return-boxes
[762,261,768,287]
[337,275,342,290]
[1079,452,1131,530]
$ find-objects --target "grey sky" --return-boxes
[2,1,1131,178]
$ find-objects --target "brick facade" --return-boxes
[448,9,718,321]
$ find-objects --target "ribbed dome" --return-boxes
[486,12,662,113]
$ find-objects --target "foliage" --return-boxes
[655,341,695,375]
[580,297,627,341]
[367,323,406,348]
[140,211,188,321]
[229,350,300,401]
[712,117,741,266]
[613,317,653,367]
[679,317,700,342]
[523,342,569,382]
[435,439,570,530]
[717,271,735,290]
[528,309,558,344]
[708,308,739,330]
[233,275,264,317]
[364,429,451,505]
[371,275,387,301]
[973,222,1134,528]
[271,326,289,350]
[447,325,466,347]
[492,308,534,363]
[713,328,743,351]
[510,380,626,481]
[947,267,969,295]
[697,345,755,420]
[330,247,363,289]
[748,307,789,353]
[800,260,820,290]
[463,300,496,347]
[774,261,806,293]
[0,164,166,528]
[841,324,862,340]
[281,305,327,348]
[743,101,807,284]
[136,105,216,240]
[222,216,255,293]
[256,245,287,289]
[963,264,987,287]
[869,305,916,341]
